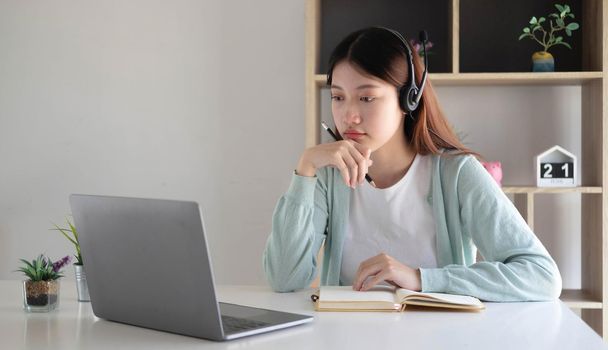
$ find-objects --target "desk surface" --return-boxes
[0,280,605,349]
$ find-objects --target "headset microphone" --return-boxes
[413,30,429,108]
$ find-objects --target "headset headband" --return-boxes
[376,27,429,115]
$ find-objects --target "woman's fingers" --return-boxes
[353,253,400,291]
[344,141,372,186]
[346,146,366,185]
[335,147,358,188]
[353,257,384,290]
[335,158,351,187]
[346,154,359,188]
[333,141,363,188]
[360,271,391,291]
[352,253,422,292]
[349,142,372,185]
[351,141,372,161]
[305,140,371,188]
[355,262,395,291]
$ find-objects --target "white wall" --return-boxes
[0,0,305,284]
[1,1,581,289]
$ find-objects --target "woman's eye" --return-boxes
[331,95,343,101]
[360,96,375,102]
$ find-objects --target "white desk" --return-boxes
[0,280,605,349]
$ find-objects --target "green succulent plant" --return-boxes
[17,254,70,281]
[518,4,580,52]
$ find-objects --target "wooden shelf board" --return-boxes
[561,289,603,309]
[429,72,603,85]
[502,186,602,194]
[501,186,602,194]
[314,72,603,87]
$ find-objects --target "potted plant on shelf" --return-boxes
[518,4,580,72]
[52,218,90,301]
[17,254,70,312]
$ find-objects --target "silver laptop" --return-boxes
[69,194,313,341]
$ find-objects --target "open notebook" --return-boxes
[312,286,485,312]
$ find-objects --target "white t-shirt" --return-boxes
[340,154,438,285]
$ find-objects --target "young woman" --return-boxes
[263,27,561,301]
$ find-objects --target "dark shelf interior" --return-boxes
[319,0,451,74]
[318,0,584,74]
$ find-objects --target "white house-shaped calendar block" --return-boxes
[536,145,577,187]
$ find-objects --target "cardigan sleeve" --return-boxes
[421,157,562,301]
[262,170,329,292]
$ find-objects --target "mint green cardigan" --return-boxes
[263,153,562,301]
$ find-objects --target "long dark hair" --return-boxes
[327,27,477,157]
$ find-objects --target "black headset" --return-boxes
[379,28,429,116]
[368,28,462,151]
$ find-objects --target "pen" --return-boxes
[321,121,376,187]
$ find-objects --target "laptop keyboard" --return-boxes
[221,315,270,333]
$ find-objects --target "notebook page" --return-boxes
[321,285,399,303]
[396,288,483,307]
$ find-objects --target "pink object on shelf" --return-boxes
[481,161,503,186]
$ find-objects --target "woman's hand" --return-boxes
[296,140,372,188]
[353,253,422,291]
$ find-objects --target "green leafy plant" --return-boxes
[17,254,71,281]
[518,4,580,52]
[51,217,82,265]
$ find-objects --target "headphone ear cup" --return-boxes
[399,86,412,113]
[398,86,407,113]
[407,87,419,112]
[399,86,419,114]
